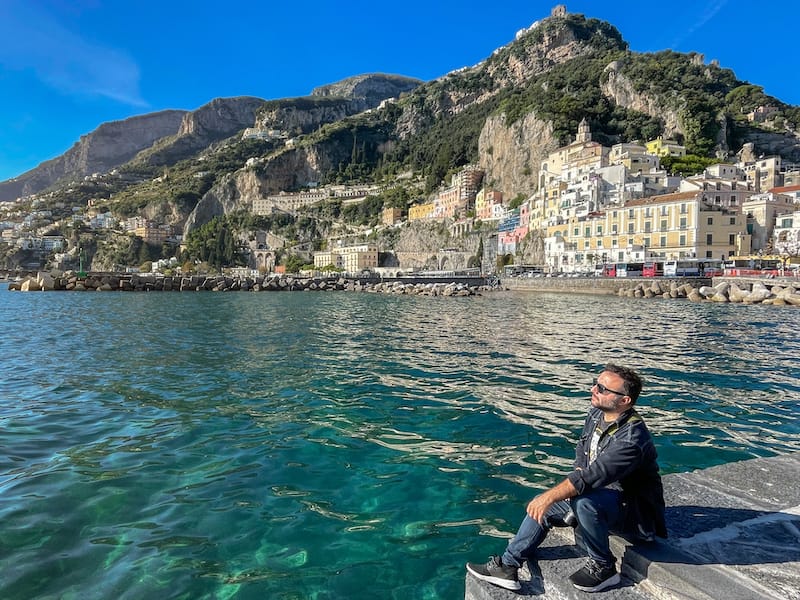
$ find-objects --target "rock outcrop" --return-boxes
[478,111,557,198]
[140,96,268,166]
[601,64,683,138]
[310,73,421,105]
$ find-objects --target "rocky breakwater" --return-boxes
[8,271,491,297]
[616,279,800,306]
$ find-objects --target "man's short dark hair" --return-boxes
[604,363,643,403]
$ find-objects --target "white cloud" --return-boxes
[670,0,730,48]
[0,2,148,107]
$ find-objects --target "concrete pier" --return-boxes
[465,452,800,599]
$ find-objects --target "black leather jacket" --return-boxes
[566,407,667,539]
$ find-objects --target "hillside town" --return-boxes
[307,119,800,276]
[2,119,800,277]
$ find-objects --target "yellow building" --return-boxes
[545,191,750,269]
[134,223,171,245]
[314,244,378,273]
[645,137,686,158]
[408,202,435,221]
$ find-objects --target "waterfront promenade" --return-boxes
[465,452,800,599]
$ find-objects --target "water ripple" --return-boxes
[0,289,798,599]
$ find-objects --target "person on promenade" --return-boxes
[466,364,666,593]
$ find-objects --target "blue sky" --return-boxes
[1,0,797,182]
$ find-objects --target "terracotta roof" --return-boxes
[769,184,800,193]
[625,191,700,206]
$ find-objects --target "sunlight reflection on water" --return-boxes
[0,288,798,599]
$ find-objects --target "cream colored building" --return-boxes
[544,191,750,271]
[314,244,378,273]
[741,192,798,252]
[313,250,342,270]
[539,119,610,190]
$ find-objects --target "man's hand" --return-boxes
[526,477,579,524]
[526,494,553,523]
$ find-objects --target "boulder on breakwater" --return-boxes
[7,271,496,297]
[616,278,800,306]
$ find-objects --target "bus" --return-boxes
[723,257,781,277]
[615,262,644,277]
[642,261,664,277]
[503,265,545,277]
[599,263,616,277]
[664,259,722,277]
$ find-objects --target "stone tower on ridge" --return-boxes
[576,117,592,143]
[551,5,567,17]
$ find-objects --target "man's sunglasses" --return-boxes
[593,378,627,396]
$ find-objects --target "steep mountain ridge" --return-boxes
[0,110,186,201]
[134,96,268,167]
[3,7,799,252]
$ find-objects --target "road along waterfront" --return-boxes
[1,288,798,599]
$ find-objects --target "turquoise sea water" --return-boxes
[1,287,799,599]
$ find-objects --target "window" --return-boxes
[628,223,634,233]
[679,234,686,246]
[596,226,603,235]
[730,195,736,203]
[660,220,667,232]
[715,196,721,204]
[643,237,650,247]
[612,239,618,247]
[660,235,667,247]
[644,222,651,233]
[628,208,635,218]
[729,234,735,245]
[584,240,590,249]
[680,217,687,229]
[574,227,579,236]
[730,217,736,225]
[681,203,687,214]
[584,227,590,237]
[645,207,652,217]
[707,217,713,225]
[706,251,713,258]
[706,233,713,244]
[596,240,602,248]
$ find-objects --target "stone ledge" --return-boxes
[465,453,800,599]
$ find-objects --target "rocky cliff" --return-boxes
[478,111,557,198]
[601,63,683,137]
[255,75,422,136]
[0,110,186,201]
[138,96,268,166]
[310,73,421,104]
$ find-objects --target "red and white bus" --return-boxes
[642,261,664,277]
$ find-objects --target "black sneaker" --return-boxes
[466,555,521,591]
[568,558,620,592]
